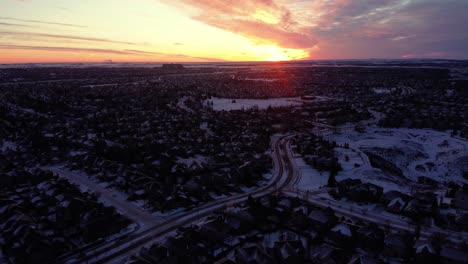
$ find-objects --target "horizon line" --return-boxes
[1,58,467,66]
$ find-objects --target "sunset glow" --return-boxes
[0,0,467,63]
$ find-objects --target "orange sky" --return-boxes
[0,0,467,63]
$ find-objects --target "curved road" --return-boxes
[282,135,468,244]
[61,135,296,264]
[60,129,467,263]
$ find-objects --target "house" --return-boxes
[440,246,468,264]
[326,223,353,248]
[214,257,237,264]
[273,240,304,263]
[356,225,384,250]
[162,236,200,259]
[453,189,468,210]
[199,217,229,245]
[288,209,309,230]
[413,240,436,264]
[347,255,381,264]
[308,208,337,231]
[224,215,242,233]
[338,178,362,194]
[454,214,468,231]
[310,244,346,264]
[24,239,56,263]
[404,192,437,217]
[232,210,257,230]
[136,245,170,263]
[386,197,406,214]
[381,190,409,206]
[382,234,411,259]
[418,176,439,187]
[235,243,274,264]
[347,183,383,202]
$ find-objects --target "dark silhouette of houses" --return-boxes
[453,189,468,210]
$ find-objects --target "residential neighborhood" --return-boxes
[0,60,467,263]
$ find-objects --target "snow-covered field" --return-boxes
[292,154,329,191]
[1,140,17,151]
[176,155,209,168]
[326,128,468,192]
[334,147,363,171]
[205,97,303,111]
[373,88,391,94]
[45,166,160,227]
[372,86,414,95]
[244,78,279,82]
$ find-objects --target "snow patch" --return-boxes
[206,97,303,111]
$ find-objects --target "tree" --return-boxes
[430,232,447,254]
[414,224,421,239]
[354,124,366,133]
[327,171,337,187]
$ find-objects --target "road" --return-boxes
[57,128,467,263]
[281,135,468,244]
[46,167,159,227]
[284,188,468,243]
[308,109,384,136]
[59,135,295,264]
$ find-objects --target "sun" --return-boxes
[252,45,309,62]
[266,51,291,61]
[253,45,289,61]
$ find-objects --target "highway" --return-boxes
[47,167,160,227]
[281,134,468,244]
[61,135,296,264]
[284,188,468,243]
[60,128,467,263]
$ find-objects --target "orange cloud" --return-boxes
[0,31,138,45]
[197,17,316,49]
[0,44,226,63]
[0,16,86,28]
[171,0,316,50]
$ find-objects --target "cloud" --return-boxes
[0,31,138,45]
[0,22,31,27]
[169,0,317,50]
[4,0,468,60]
[294,0,468,59]
[197,16,316,49]
[0,16,86,28]
[53,6,73,13]
[124,48,225,61]
[0,44,225,62]
[0,44,134,55]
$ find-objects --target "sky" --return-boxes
[0,0,467,63]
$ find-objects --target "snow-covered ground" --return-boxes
[205,97,303,111]
[176,96,194,112]
[334,147,363,171]
[373,87,392,94]
[244,77,279,82]
[372,86,414,95]
[1,140,17,151]
[326,128,468,192]
[45,166,160,227]
[176,155,208,168]
[292,153,329,191]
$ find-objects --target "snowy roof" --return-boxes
[415,242,435,254]
[308,210,329,224]
[440,247,468,262]
[331,223,352,237]
[388,197,405,207]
